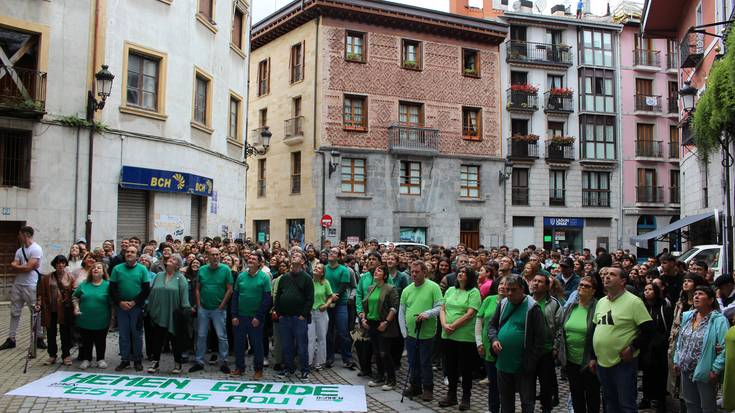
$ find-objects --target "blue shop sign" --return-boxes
[120,166,214,197]
[543,217,584,228]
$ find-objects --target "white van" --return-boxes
[677,245,724,279]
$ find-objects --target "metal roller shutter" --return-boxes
[190,196,201,240]
[116,189,148,243]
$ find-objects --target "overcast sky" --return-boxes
[252,0,630,24]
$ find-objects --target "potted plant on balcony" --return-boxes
[549,135,575,145]
[346,52,362,61]
[510,84,538,94]
[511,133,540,142]
[463,67,478,75]
[549,87,574,97]
[403,60,418,68]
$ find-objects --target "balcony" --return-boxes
[635,140,663,158]
[546,141,575,162]
[634,49,661,68]
[666,53,678,70]
[544,90,574,114]
[669,140,680,159]
[387,124,439,156]
[508,139,539,160]
[582,190,611,207]
[682,123,694,146]
[283,116,304,145]
[670,187,680,204]
[506,40,573,67]
[667,97,679,115]
[512,186,529,206]
[0,66,47,119]
[680,31,704,68]
[549,189,565,206]
[636,186,664,203]
[507,87,538,112]
[634,94,662,113]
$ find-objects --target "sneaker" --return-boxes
[147,361,159,374]
[357,370,372,377]
[63,357,73,366]
[171,363,182,374]
[277,369,290,377]
[97,360,108,369]
[115,361,130,372]
[381,381,395,391]
[43,357,57,365]
[0,338,16,350]
[443,376,449,386]
[344,361,357,370]
[229,369,244,377]
[298,371,309,380]
[189,363,204,373]
[36,339,47,349]
[134,361,143,372]
[253,370,264,380]
[479,377,489,385]
[263,359,270,367]
[220,364,231,374]
[324,360,334,368]
[368,379,385,387]
[80,360,90,370]
[208,354,218,365]
[314,364,323,371]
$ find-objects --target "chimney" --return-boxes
[551,4,566,16]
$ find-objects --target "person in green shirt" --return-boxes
[324,248,355,369]
[399,260,443,402]
[190,248,233,374]
[474,276,507,413]
[146,255,190,374]
[438,267,482,410]
[385,252,409,368]
[355,251,382,378]
[72,262,111,370]
[230,252,271,379]
[308,263,335,370]
[530,273,562,413]
[109,245,150,372]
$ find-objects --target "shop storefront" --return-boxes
[543,217,583,251]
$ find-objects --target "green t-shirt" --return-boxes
[367,287,381,321]
[234,269,271,317]
[401,280,443,340]
[441,287,481,343]
[537,297,554,352]
[73,280,111,330]
[592,290,652,368]
[312,280,333,311]
[324,264,350,306]
[495,298,530,374]
[109,263,148,301]
[564,305,589,365]
[478,294,500,362]
[198,264,234,310]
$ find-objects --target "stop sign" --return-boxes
[321,214,333,228]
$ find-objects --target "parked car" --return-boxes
[677,244,723,279]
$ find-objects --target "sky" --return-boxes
[251,0,628,24]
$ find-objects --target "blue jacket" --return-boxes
[557,273,580,301]
[673,310,728,383]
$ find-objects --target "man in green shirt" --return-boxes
[190,248,233,374]
[324,248,356,369]
[230,252,271,379]
[109,245,150,372]
[531,274,562,413]
[398,260,443,402]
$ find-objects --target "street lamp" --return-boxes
[498,159,513,183]
[678,81,698,114]
[246,126,271,158]
[328,150,341,178]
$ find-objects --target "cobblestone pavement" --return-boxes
[0,304,667,413]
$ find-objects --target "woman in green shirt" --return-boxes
[146,255,190,374]
[360,264,399,391]
[556,276,599,413]
[439,267,481,410]
[475,276,507,413]
[72,262,111,370]
[308,263,335,370]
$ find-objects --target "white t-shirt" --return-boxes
[14,242,43,286]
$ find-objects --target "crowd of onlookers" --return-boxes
[2,226,735,413]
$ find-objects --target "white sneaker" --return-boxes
[479,377,489,385]
[443,376,449,386]
[80,360,90,370]
[97,360,108,369]
[263,359,270,367]
[381,382,395,391]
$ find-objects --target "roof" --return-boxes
[502,10,623,31]
[629,211,716,246]
[251,0,508,51]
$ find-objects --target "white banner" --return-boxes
[6,372,367,412]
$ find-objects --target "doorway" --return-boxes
[460,219,480,250]
[0,221,23,300]
[340,218,366,244]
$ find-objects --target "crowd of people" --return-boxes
[3,225,735,413]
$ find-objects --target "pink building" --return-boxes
[617,4,681,258]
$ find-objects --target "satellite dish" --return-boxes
[512,1,522,11]
[535,0,547,13]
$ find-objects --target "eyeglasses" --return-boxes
[579,283,594,289]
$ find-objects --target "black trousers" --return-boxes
[566,362,600,413]
[79,328,107,361]
[444,339,476,400]
[642,351,668,404]
[367,320,395,382]
[47,312,73,359]
[536,351,558,410]
[144,314,155,358]
[390,334,404,367]
[150,322,182,363]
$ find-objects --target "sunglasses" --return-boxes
[579,283,594,289]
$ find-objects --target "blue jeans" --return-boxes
[117,305,143,362]
[405,336,434,388]
[279,316,309,374]
[327,305,352,363]
[195,308,228,366]
[597,358,638,413]
[485,360,500,413]
[234,316,264,371]
[680,372,718,413]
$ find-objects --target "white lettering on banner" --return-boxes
[6,372,367,412]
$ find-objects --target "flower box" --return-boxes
[549,135,575,144]
[549,87,574,97]
[510,84,538,94]
[511,134,540,142]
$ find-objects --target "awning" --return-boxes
[630,211,715,246]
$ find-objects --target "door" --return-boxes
[636,124,655,156]
[340,218,366,244]
[190,196,202,240]
[0,221,23,300]
[636,78,653,96]
[512,217,535,249]
[459,219,480,250]
[637,169,657,202]
[509,26,527,58]
[254,220,270,244]
[116,189,149,244]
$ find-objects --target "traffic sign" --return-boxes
[321,214,333,228]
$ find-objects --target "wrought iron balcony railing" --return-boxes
[387,124,440,155]
[506,40,573,66]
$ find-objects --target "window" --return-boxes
[399,102,423,126]
[293,97,302,117]
[547,74,564,89]
[343,95,367,131]
[231,6,245,50]
[511,118,529,135]
[669,125,680,158]
[345,31,366,62]
[291,152,301,194]
[510,71,528,85]
[121,43,167,118]
[341,158,366,193]
[257,59,270,96]
[192,68,213,130]
[460,165,480,198]
[670,170,680,203]
[549,170,565,206]
[511,169,529,206]
[637,168,659,203]
[400,161,421,195]
[257,159,266,197]
[228,93,242,141]
[259,108,267,127]
[198,0,214,20]
[0,129,31,188]
[462,49,480,77]
[546,29,562,45]
[582,171,610,207]
[580,115,615,160]
[462,107,481,140]
[579,29,614,67]
[401,39,422,70]
[636,123,657,156]
[580,68,615,113]
[290,42,304,83]
[548,121,564,137]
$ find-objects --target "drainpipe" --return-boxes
[314,15,322,246]
[73,126,81,241]
[85,0,102,245]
